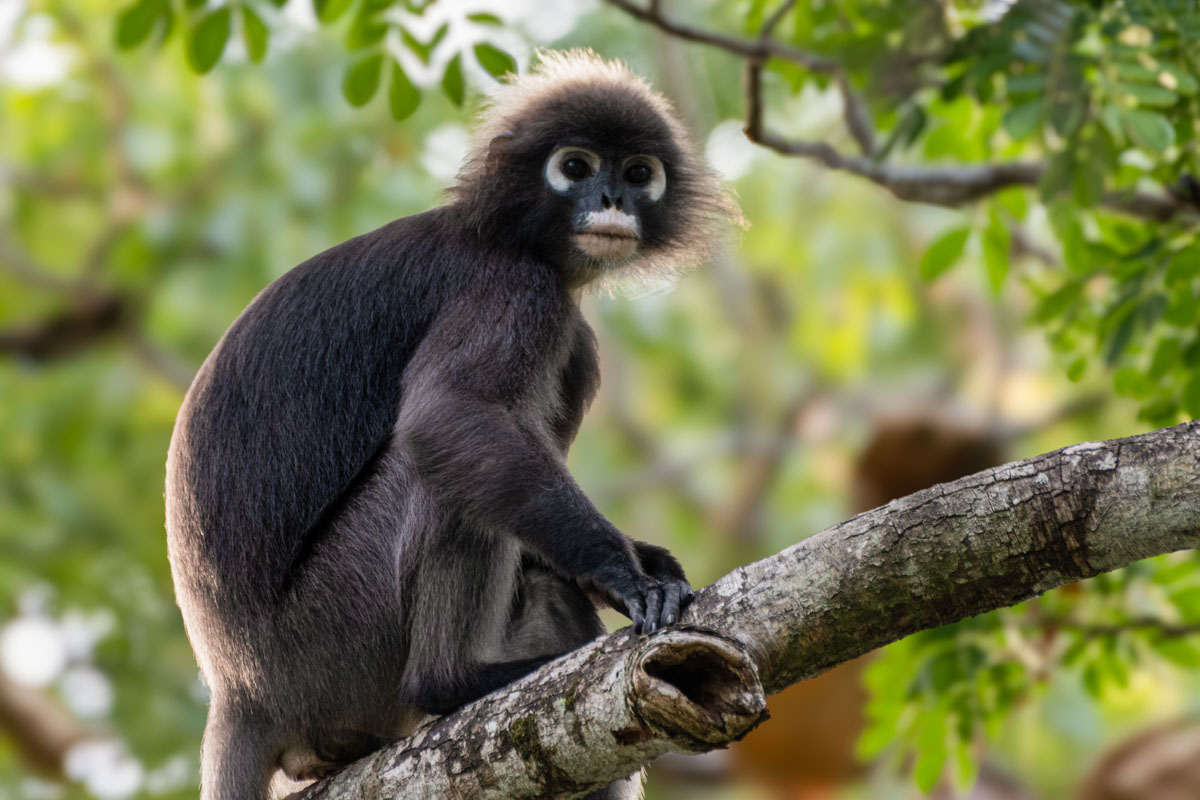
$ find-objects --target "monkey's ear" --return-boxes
[485,131,516,174]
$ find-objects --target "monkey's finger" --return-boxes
[626,594,646,634]
[680,584,696,609]
[645,586,663,632]
[662,583,681,626]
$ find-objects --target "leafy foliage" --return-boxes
[862,551,1200,793]
[111,0,519,117]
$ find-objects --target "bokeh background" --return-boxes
[4,1,1200,798]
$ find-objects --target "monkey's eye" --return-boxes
[562,157,592,181]
[621,155,666,201]
[624,163,652,185]
[545,146,600,193]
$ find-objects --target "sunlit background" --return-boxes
[3,1,1199,799]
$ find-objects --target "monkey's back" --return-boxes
[165,208,464,640]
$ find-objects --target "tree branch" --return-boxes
[300,422,1200,799]
[0,669,89,778]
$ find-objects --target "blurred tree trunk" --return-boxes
[300,422,1200,800]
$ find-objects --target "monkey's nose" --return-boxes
[600,193,624,211]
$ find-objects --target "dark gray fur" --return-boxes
[165,55,731,800]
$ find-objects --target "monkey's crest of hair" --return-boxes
[452,48,744,296]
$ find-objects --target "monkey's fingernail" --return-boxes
[666,614,674,624]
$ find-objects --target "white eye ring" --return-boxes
[622,155,666,202]
[545,147,601,193]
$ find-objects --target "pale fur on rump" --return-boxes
[456,48,744,296]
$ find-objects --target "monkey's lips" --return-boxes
[573,224,640,261]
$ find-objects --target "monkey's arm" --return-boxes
[551,319,600,452]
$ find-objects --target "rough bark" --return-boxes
[301,422,1200,799]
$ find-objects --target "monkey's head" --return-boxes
[452,49,742,292]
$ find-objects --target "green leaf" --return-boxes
[1040,151,1074,201]
[913,715,947,793]
[1113,61,1158,83]
[115,0,166,50]
[1139,399,1180,427]
[983,212,1010,293]
[1049,97,1086,138]
[1182,373,1200,419]
[1120,108,1175,153]
[346,9,388,50]
[1166,246,1200,285]
[1007,73,1047,95]
[401,23,448,65]
[1104,308,1140,365]
[1167,290,1200,327]
[1169,586,1200,617]
[994,187,1028,220]
[1124,82,1179,107]
[473,43,516,79]
[875,105,926,161]
[919,228,970,282]
[1034,282,1081,323]
[241,5,267,63]
[855,719,895,760]
[388,62,421,121]
[441,53,465,107]
[1153,637,1200,667]
[1152,557,1200,585]
[468,12,503,25]
[314,0,353,23]
[1003,100,1043,140]
[1067,357,1087,382]
[1113,367,1149,398]
[1160,65,1198,95]
[343,54,383,106]
[186,7,231,74]
[1148,338,1181,380]
[953,737,979,791]
[1082,659,1106,697]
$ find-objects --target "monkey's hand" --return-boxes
[576,543,694,634]
[634,540,695,629]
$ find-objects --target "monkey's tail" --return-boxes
[200,706,276,800]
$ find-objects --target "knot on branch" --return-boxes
[627,628,767,749]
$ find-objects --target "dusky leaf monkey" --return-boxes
[166,50,739,800]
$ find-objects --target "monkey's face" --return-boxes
[455,61,738,289]
[542,145,666,266]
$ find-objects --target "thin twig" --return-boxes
[758,0,796,42]
[604,0,837,72]
[712,390,814,543]
[837,72,876,157]
[1057,617,1200,640]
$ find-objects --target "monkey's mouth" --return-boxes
[573,225,640,261]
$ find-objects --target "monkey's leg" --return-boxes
[581,771,645,800]
[200,704,276,800]
[403,549,601,716]
[507,558,645,800]
[407,654,560,716]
